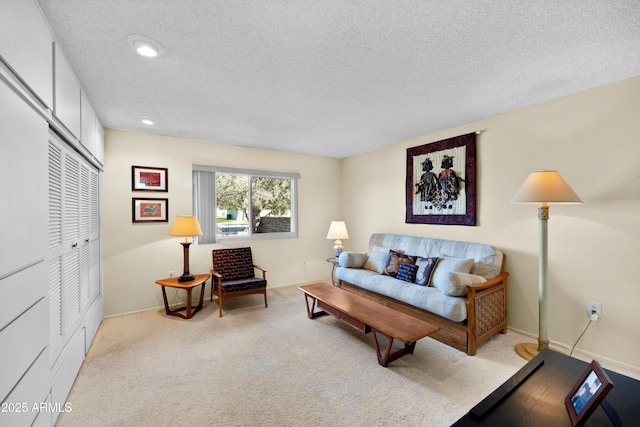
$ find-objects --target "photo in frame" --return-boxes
[406,132,476,225]
[564,360,614,427]
[132,165,168,191]
[132,198,168,223]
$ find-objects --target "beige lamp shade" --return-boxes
[510,170,582,204]
[169,215,203,237]
[326,221,349,240]
[327,221,349,258]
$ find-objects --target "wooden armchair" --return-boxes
[210,247,268,317]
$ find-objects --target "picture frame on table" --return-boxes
[565,360,614,427]
[132,198,168,223]
[131,165,168,191]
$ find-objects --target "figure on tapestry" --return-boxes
[437,155,465,209]
[415,158,438,204]
[414,153,465,211]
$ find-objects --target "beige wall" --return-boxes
[342,76,640,369]
[103,130,342,317]
[104,76,640,370]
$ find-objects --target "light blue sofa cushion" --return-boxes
[336,266,467,322]
[335,233,504,323]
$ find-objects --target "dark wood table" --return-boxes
[155,274,210,319]
[453,348,640,426]
[298,281,439,366]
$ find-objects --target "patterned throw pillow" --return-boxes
[382,250,416,277]
[396,262,419,283]
[415,256,439,286]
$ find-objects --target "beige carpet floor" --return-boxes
[56,284,537,427]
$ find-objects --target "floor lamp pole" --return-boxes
[538,204,549,351]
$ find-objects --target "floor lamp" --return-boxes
[510,170,582,360]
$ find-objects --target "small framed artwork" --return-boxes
[406,132,476,226]
[565,360,614,427]
[132,198,168,223]
[132,165,168,191]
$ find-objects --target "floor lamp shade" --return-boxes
[510,170,582,360]
[169,215,203,282]
[327,221,349,258]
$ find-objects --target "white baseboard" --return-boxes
[507,327,640,379]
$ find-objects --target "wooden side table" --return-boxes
[155,274,210,319]
[327,257,339,285]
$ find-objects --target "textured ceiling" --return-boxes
[36,0,640,159]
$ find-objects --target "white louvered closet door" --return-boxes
[49,134,102,366]
[62,149,81,345]
[48,138,64,365]
[88,169,101,305]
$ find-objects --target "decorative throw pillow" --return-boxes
[363,245,391,274]
[433,272,487,297]
[396,262,419,283]
[432,256,474,281]
[338,251,368,268]
[382,250,416,277]
[415,256,439,286]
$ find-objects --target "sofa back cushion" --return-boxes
[367,233,503,280]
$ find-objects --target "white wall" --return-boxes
[341,76,640,369]
[103,129,342,316]
[103,77,640,370]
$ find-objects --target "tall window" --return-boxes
[193,165,299,243]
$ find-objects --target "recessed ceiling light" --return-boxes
[127,34,164,58]
[139,116,156,126]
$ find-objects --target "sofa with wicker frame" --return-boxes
[336,233,509,356]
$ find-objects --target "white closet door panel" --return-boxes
[0,0,54,108]
[49,255,63,366]
[88,239,100,304]
[62,153,80,249]
[48,140,63,255]
[50,327,84,421]
[53,43,81,138]
[0,79,48,278]
[62,249,80,343]
[84,298,103,354]
[0,261,47,331]
[89,168,100,240]
[0,348,49,427]
[0,298,48,402]
[95,120,105,165]
[80,90,96,155]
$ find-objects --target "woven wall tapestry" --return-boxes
[406,132,476,226]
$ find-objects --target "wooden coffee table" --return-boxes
[298,282,440,366]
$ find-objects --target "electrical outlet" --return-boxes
[168,270,174,278]
[586,300,602,319]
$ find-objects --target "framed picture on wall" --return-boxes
[406,132,476,226]
[564,360,614,427]
[132,198,168,223]
[132,165,168,191]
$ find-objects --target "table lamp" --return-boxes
[327,221,349,258]
[169,215,203,282]
[510,170,582,360]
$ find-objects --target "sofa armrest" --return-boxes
[467,272,509,292]
[466,271,509,355]
[338,252,369,268]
